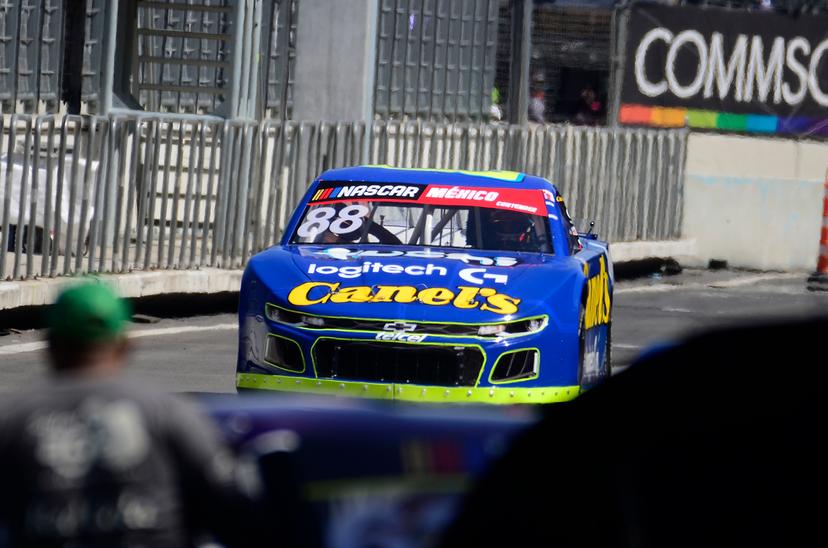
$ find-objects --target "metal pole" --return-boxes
[224,0,246,118]
[607,5,628,128]
[507,0,531,126]
[101,0,120,114]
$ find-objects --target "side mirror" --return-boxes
[578,220,597,240]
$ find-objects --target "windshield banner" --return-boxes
[310,182,547,215]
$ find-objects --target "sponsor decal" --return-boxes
[311,247,520,267]
[424,186,499,202]
[584,256,611,329]
[310,183,425,202]
[422,185,547,215]
[308,262,507,285]
[458,267,508,285]
[287,283,521,315]
[620,4,828,136]
[375,332,427,342]
[297,204,370,239]
[376,324,426,342]
[308,262,447,279]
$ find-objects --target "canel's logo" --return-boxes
[287,283,521,315]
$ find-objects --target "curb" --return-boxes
[1,240,696,312]
[1,269,243,311]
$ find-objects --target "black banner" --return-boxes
[621,4,828,119]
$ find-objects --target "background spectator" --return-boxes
[0,281,267,547]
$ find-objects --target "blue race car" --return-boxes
[237,166,613,403]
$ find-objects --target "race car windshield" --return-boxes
[290,200,553,254]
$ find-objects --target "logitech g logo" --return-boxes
[458,268,508,285]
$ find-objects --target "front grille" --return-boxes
[329,317,478,336]
[491,350,539,382]
[313,340,484,386]
[265,336,304,372]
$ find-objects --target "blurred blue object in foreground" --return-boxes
[201,395,536,548]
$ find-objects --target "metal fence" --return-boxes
[0,114,686,281]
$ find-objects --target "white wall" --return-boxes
[292,0,378,122]
[682,134,827,271]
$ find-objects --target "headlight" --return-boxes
[477,316,547,337]
[301,315,325,327]
[478,324,507,336]
[266,304,326,328]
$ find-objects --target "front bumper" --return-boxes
[236,373,580,404]
[238,298,581,404]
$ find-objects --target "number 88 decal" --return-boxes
[297,204,370,238]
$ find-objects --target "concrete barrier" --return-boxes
[0,268,243,311]
[682,134,828,271]
[0,240,693,311]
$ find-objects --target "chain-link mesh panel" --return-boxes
[491,1,511,122]
[530,5,612,125]
[374,0,500,121]
[134,0,233,114]
[262,0,297,119]
[0,0,65,113]
[81,0,106,113]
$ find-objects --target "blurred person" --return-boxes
[574,85,602,125]
[528,71,546,123]
[528,88,546,124]
[0,281,266,547]
[490,87,503,121]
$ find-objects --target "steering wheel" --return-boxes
[363,220,401,245]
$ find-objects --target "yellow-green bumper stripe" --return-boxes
[236,374,580,404]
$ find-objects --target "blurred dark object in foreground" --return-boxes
[204,397,535,548]
[441,315,828,547]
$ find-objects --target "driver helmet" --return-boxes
[483,208,533,249]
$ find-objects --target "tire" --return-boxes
[578,309,612,387]
[604,320,613,378]
[577,304,585,388]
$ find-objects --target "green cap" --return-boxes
[47,282,132,343]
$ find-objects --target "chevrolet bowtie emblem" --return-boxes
[383,321,417,332]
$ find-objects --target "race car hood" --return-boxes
[246,245,584,322]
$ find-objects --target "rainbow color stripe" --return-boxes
[311,186,344,201]
[619,104,828,137]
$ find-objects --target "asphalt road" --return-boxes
[1,269,826,394]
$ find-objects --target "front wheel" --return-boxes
[604,320,613,378]
[577,305,585,388]
[577,310,612,388]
